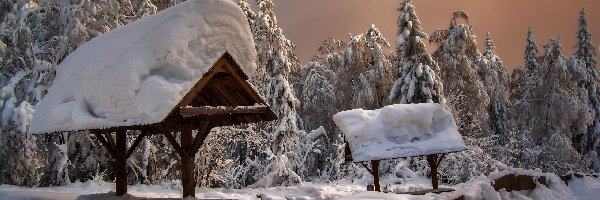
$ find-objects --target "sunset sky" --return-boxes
[266,0,600,71]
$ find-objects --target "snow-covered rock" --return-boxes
[29,0,257,133]
[332,103,465,162]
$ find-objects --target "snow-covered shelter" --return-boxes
[333,103,465,192]
[29,0,276,198]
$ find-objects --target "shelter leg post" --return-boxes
[182,155,195,197]
[115,131,128,196]
[427,154,439,189]
[181,126,195,198]
[371,160,380,192]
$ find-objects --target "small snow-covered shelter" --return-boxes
[333,103,465,192]
[29,0,276,198]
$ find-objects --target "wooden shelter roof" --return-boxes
[107,52,276,132]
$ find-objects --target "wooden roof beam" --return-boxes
[179,105,268,118]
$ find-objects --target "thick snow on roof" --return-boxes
[333,103,466,162]
[30,0,257,134]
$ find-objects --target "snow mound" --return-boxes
[76,192,136,200]
[333,103,465,162]
[30,0,257,134]
[443,169,580,200]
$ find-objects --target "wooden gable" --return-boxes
[163,52,277,128]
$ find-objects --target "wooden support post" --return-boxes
[344,142,353,161]
[115,130,128,196]
[181,126,195,198]
[427,154,439,189]
[372,160,380,192]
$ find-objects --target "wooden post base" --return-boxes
[115,131,127,196]
[91,130,148,197]
[182,156,195,197]
[158,122,212,198]
[372,160,381,192]
[427,154,439,190]
[360,160,381,192]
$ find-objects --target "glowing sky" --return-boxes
[270,0,600,71]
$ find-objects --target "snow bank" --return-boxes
[443,168,580,200]
[76,192,136,200]
[333,103,465,162]
[570,175,600,200]
[30,0,257,134]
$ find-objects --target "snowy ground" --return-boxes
[0,180,434,200]
[0,175,598,200]
[569,176,600,200]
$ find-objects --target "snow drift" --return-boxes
[29,0,257,133]
[333,103,466,162]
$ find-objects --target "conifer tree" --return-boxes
[390,0,445,105]
[348,25,392,109]
[248,0,304,187]
[432,10,491,139]
[573,9,600,157]
[524,27,541,75]
[430,10,502,183]
[533,39,590,173]
[510,27,541,135]
[477,33,510,142]
[295,25,395,181]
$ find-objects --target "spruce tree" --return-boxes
[248,0,303,187]
[524,27,541,75]
[348,25,392,109]
[431,10,502,183]
[477,33,510,142]
[573,8,600,157]
[510,27,541,136]
[390,0,445,105]
[432,10,491,139]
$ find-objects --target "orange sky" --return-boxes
[270,0,600,71]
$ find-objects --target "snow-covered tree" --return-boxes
[572,9,600,159]
[509,27,540,148]
[430,10,503,182]
[247,0,304,186]
[477,33,511,142]
[346,25,393,110]
[294,25,395,181]
[431,10,491,140]
[390,0,445,105]
[238,0,256,26]
[524,27,541,75]
[295,39,345,181]
[521,39,591,173]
